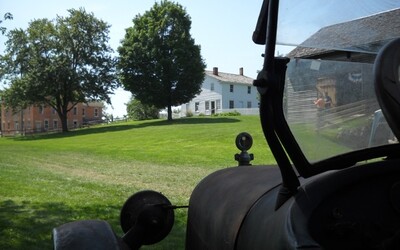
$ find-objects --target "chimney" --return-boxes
[213,67,218,76]
[239,67,244,76]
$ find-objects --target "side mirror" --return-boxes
[120,190,175,249]
[374,38,400,140]
[234,132,254,166]
[53,190,175,250]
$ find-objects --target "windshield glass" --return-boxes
[284,59,395,161]
[280,1,400,161]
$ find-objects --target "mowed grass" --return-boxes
[0,115,277,250]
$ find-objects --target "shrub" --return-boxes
[217,110,241,117]
[231,110,242,116]
[186,110,193,117]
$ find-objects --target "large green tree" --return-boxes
[0,8,118,132]
[117,0,205,121]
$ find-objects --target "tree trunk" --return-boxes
[60,113,69,132]
[167,104,173,121]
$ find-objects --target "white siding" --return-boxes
[182,75,223,115]
[221,82,258,110]
[181,74,259,116]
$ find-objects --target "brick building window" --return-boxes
[44,120,49,130]
[38,105,44,114]
[35,121,41,132]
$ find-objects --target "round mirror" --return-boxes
[120,190,174,246]
[235,132,253,151]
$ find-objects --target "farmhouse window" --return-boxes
[229,100,234,109]
[205,101,210,111]
[230,85,234,93]
[216,100,221,110]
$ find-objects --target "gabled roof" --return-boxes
[205,70,254,85]
[288,8,400,58]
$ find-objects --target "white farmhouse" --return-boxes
[181,67,259,116]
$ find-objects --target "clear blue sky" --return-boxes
[4,1,397,117]
[1,0,266,117]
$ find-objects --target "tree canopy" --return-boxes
[0,8,118,132]
[1,12,13,35]
[117,0,205,121]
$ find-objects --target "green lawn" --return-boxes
[0,116,278,250]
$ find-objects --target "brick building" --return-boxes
[1,102,103,135]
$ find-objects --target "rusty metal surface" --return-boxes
[237,159,400,249]
[185,165,282,250]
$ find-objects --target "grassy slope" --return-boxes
[0,116,278,249]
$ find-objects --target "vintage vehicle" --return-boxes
[53,0,400,249]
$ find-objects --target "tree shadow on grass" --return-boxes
[0,199,186,250]
[12,117,241,141]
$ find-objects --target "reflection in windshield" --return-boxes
[284,59,394,161]
[278,0,400,54]
[279,1,400,161]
